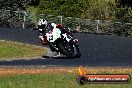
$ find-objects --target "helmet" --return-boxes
[38,19,47,29]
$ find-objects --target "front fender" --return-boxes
[62,33,73,42]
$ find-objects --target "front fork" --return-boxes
[65,33,81,54]
[73,39,81,54]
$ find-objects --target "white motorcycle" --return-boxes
[46,23,80,58]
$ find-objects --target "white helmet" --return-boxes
[38,19,47,29]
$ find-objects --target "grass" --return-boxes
[0,67,132,88]
[0,73,131,88]
[0,40,47,60]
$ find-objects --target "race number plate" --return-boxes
[46,28,61,42]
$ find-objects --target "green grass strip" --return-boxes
[0,73,131,88]
[0,40,46,60]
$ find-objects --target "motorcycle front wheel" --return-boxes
[58,41,74,58]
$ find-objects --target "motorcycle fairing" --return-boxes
[46,28,61,42]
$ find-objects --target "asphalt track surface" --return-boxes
[0,27,132,67]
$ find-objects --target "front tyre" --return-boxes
[58,41,74,58]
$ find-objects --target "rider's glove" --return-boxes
[39,35,47,45]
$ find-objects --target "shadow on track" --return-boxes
[42,55,81,59]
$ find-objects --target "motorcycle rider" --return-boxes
[37,18,81,57]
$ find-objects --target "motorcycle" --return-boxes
[45,24,81,58]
